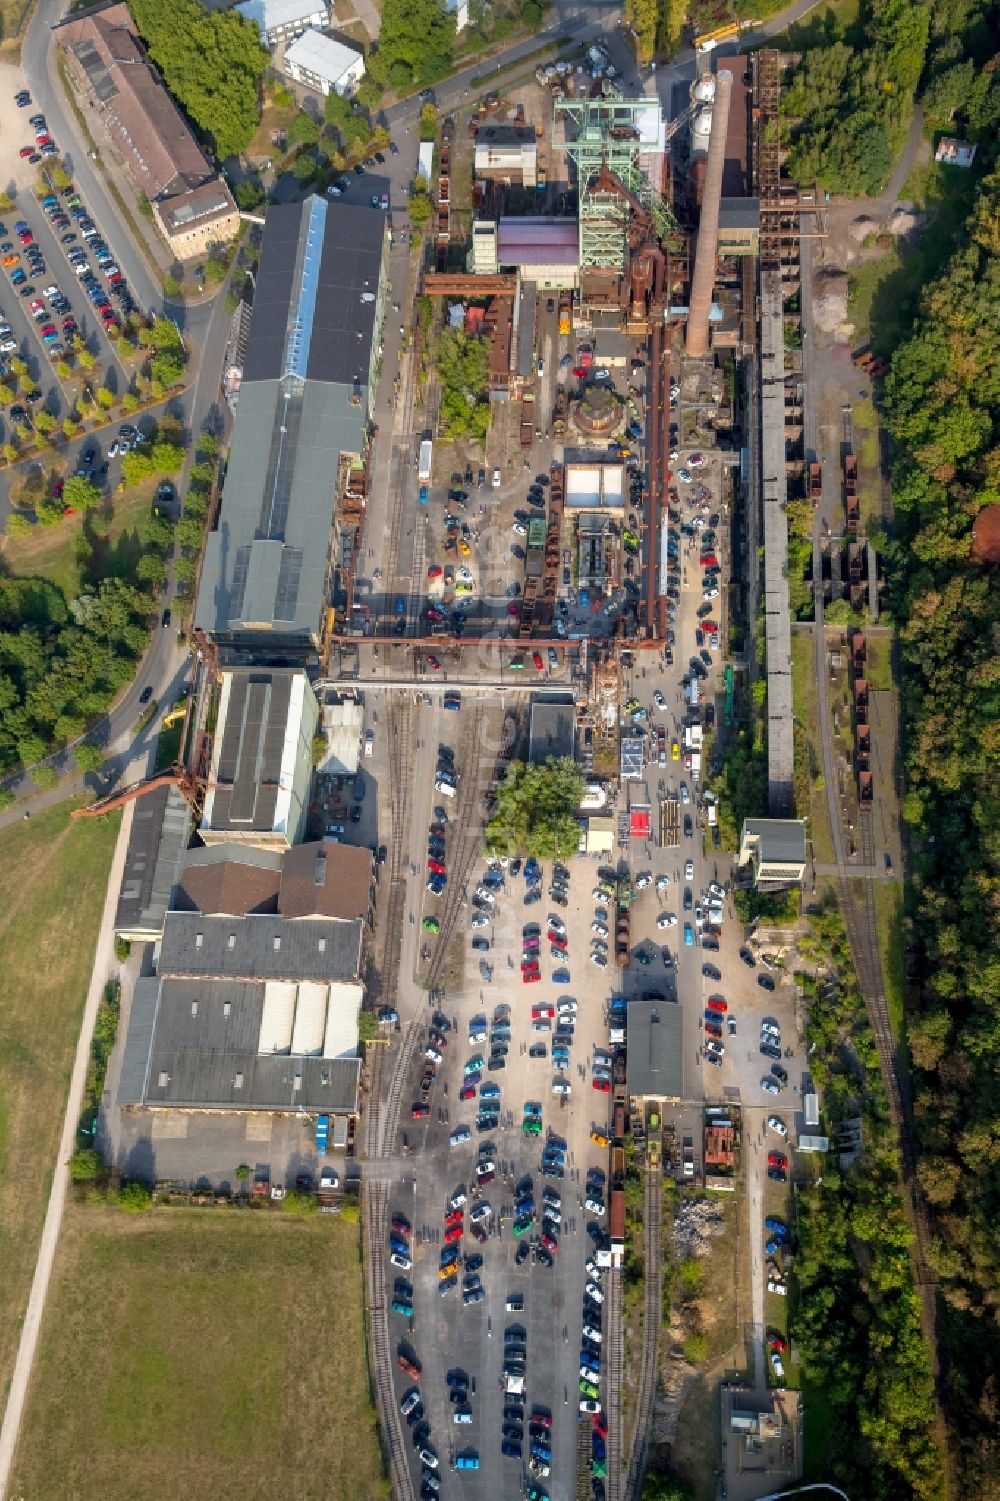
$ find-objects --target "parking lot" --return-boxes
[384,848,620,1498]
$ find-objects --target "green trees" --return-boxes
[130,0,267,159]
[874,159,1000,1493]
[0,576,154,775]
[435,329,491,442]
[486,758,585,858]
[782,0,931,195]
[367,0,455,91]
[61,475,102,514]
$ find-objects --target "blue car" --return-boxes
[552,969,570,985]
[480,1082,500,1100]
[552,1046,569,1064]
[524,857,539,882]
[684,924,694,946]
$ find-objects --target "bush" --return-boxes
[118,1180,153,1213]
[114,935,132,963]
[280,1188,317,1218]
[69,1148,102,1183]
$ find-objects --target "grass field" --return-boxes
[12,1207,387,1501]
[791,632,835,865]
[874,880,906,1044]
[3,484,154,600]
[0,803,119,1410]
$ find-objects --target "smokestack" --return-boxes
[685,68,733,359]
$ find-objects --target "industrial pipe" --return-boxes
[685,68,733,359]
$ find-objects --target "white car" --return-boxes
[390,1251,412,1270]
[476,1161,495,1179]
[592,368,611,382]
[655,874,670,892]
[557,999,578,1015]
[684,859,694,879]
[761,1077,781,1096]
[512,520,527,536]
[580,1399,601,1414]
[586,1280,605,1304]
[708,881,725,900]
[320,1167,339,1190]
[591,938,608,954]
[579,1365,600,1382]
[419,1448,439,1471]
[449,1125,471,1146]
[449,1189,467,1210]
[593,1049,611,1067]
[656,912,677,929]
[585,1258,603,1280]
[767,1115,788,1138]
[705,1040,724,1057]
[584,1197,606,1217]
[543,1206,561,1225]
[767,1278,787,1296]
[635,873,652,890]
[492,467,501,488]
[469,1028,487,1045]
[589,953,608,968]
[426,1047,443,1064]
[549,916,567,935]
[680,783,690,804]
[582,1323,604,1343]
[552,1079,572,1096]
[771,1351,785,1380]
[704,587,719,599]
[471,913,490,929]
[470,1201,491,1221]
[591,921,609,937]
[761,1021,781,1038]
[653,690,666,709]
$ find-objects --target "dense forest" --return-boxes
[881,157,1000,1494]
[793,899,943,1499]
[130,0,268,161]
[783,0,1000,196]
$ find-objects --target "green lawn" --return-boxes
[864,634,893,690]
[874,879,906,1044]
[762,0,860,49]
[802,1377,837,1478]
[0,803,119,1410]
[848,157,980,357]
[12,1207,387,1501]
[791,632,835,865]
[3,483,154,600]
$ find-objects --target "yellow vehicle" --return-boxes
[590,1129,610,1148]
[458,538,472,557]
[693,20,740,52]
[455,581,474,594]
[671,740,680,761]
[2,254,19,268]
[438,1258,459,1280]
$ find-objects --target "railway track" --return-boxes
[605,1271,625,1501]
[423,702,490,995]
[841,817,935,1288]
[623,1167,662,1501]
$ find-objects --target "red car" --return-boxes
[702,620,718,634]
[444,1224,463,1245]
[532,652,543,670]
[546,931,565,946]
[459,1084,476,1102]
[593,1077,611,1092]
[391,1214,410,1232]
[426,656,441,670]
[523,971,540,984]
[411,1102,430,1118]
[18,146,32,158]
[704,1020,722,1038]
[532,1410,553,1431]
[540,1230,557,1252]
[18,231,33,246]
[427,565,442,578]
[593,1412,608,1438]
[767,1333,787,1353]
[531,1005,554,1019]
[427,858,446,875]
[699,554,718,568]
[445,1209,464,1227]
[768,1152,788,1170]
[572,366,587,379]
[398,1354,421,1380]
[707,996,727,1013]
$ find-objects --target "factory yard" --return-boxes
[10,1208,384,1501]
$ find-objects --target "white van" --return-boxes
[435,778,456,797]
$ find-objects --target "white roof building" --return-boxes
[417,141,435,183]
[237,0,328,45]
[281,28,365,97]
